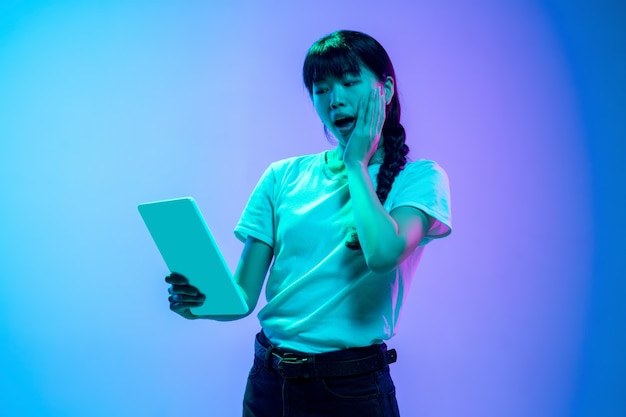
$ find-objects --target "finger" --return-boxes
[364,88,376,129]
[169,293,206,303]
[179,308,198,320]
[369,88,378,134]
[353,90,372,139]
[169,303,202,319]
[372,88,384,136]
[169,284,201,296]
[376,85,386,133]
[165,272,189,285]
[181,308,198,320]
[354,93,367,131]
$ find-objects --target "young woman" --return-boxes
[166,30,452,417]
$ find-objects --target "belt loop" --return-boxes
[261,333,275,369]
[379,343,386,368]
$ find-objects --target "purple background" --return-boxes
[1,1,624,416]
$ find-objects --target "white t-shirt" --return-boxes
[234,152,452,353]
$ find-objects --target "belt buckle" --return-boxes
[275,352,309,378]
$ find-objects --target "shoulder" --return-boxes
[269,153,322,170]
[389,159,453,241]
[386,158,451,212]
[397,159,450,185]
[265,152,325,179]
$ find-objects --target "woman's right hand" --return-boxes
[165,272,206,319]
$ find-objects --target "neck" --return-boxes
[329,142,385,167]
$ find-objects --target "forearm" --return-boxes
[196,283,255,321]
[188,237,272,321]
[345,161,406,272]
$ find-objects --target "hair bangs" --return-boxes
[303,43,362,94]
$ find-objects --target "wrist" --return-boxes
[343,159,368,172]
[344,161,369,178]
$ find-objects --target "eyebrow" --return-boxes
[313,71,361,83]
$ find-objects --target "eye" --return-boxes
[343,79,360,87]
[313,84,328,95]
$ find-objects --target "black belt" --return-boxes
[254,332,397,379]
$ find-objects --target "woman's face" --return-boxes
[312,64,394,146]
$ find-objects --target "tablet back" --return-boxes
[138,197,248,316]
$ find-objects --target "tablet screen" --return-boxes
[138,197,248,315]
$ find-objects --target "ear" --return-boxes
[383,75,395,105]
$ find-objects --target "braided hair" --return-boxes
[303,30,409,250]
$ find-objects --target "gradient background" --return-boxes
[1,1,624,416]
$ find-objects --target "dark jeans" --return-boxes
[242,331,401,417]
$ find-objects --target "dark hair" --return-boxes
[303,30,409,250]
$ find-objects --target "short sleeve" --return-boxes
[388,160,452,245]
[234,165,276,247]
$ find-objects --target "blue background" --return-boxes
[1,1,624,416]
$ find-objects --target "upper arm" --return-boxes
[234,236,273,314]
[388,205,432,263]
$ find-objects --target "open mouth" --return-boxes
[334,117,355,128]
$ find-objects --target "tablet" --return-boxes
[138,197,248,316]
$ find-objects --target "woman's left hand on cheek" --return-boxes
[343,86,386,166]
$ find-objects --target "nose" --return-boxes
[329,85,346,109]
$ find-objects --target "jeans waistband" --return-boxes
[254,331,397,379]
